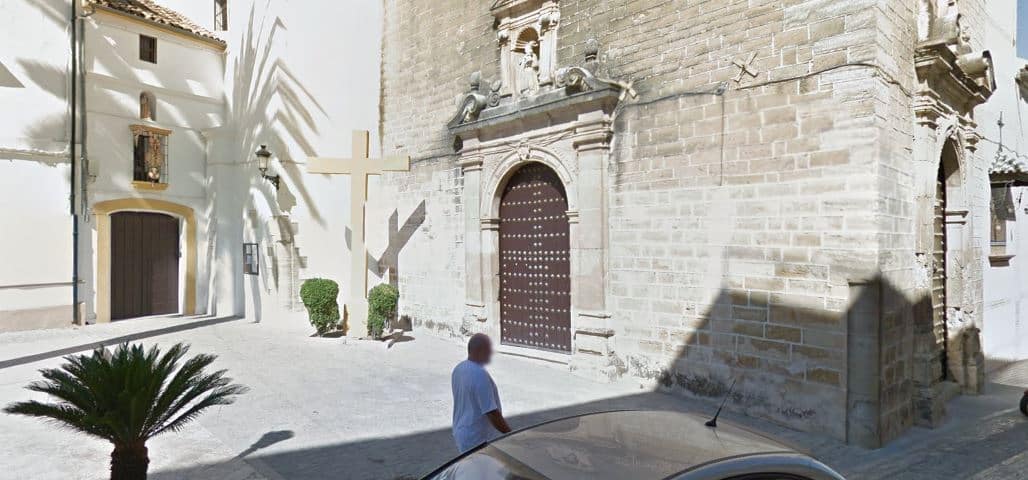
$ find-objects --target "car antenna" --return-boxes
[705,377,737,428]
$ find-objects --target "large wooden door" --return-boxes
[111,212,180,320]
[498,163,571,352]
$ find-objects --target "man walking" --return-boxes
[451,333,511,453]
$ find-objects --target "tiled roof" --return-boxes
[88,0,224,46]
[991,150,1028,176]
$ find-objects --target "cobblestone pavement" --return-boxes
[0,317,1025,479]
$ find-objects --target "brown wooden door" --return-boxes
[498,164,571,352]
[111,212,180,320]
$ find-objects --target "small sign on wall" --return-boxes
[243,243,259,275]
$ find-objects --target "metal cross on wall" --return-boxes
[308,130,410,337]
[732,52,759,83]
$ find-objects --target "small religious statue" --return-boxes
[517,41,540,96]
[140,92,154,121]
[145,135,163,182]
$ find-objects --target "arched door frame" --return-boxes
[93,198,197,323]
[480,152,580,354]
[490,160,573,351]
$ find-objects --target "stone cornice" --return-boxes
[914,41,994,115]
[449,86,621,138]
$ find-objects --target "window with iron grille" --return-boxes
[214,0,228,31]
[990,183,1014,246]
[131,125,170,183]
[139,35,157,63]
[243,243,259,275]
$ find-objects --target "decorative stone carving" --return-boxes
[452,71,502,125]
[915,13,994,117]
[516,41,541,95]
[493,0,560,98]
[449,40,634,129]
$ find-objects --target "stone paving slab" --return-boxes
[0,318,1026,480]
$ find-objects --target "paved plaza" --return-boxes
[0,316,1026,480]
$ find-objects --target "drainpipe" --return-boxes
[70,1,95,326]
[70,0,80,325]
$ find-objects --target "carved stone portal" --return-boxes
[911,0,994,426]
[449,29,632,380]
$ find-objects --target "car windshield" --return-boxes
[427,411,790,480]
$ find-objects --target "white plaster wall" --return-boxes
[80,11,225,321]
[977,0,1028,362]
[208,0,384,327]
[0,0,75,329]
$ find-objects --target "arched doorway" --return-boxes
[110,212,180,319]
[931,139,962,380]
[498,163,571,352]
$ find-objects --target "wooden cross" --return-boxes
[732,52,759,82]
[308,130,410,337]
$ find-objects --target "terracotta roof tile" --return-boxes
[88,0,224,45]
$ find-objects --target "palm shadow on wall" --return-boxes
[225,5,329,316]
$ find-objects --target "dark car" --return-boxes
[423,410,845,480]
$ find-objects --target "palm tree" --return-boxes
[4,343,247,480]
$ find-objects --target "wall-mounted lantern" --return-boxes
[255,144,280,190]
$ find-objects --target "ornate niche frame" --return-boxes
[492,0,560,99]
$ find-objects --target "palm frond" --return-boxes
[4,342,246,446]
[4,401,110,441]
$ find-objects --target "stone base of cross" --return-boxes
[308,130,409,338]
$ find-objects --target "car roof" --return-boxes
[429,410,799,480]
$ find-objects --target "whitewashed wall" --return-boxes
[80,10,225,321]
[0,0,75,331]
[203,0,385,327]
[977,0,1028,362]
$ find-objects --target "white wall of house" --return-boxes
[80,10,225,322]
[0,0,76,331]
[205,0,385,327]
[977,0,1028,363]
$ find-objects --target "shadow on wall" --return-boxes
[368,201,428,287]
[225,5,329,316]
[13,57,70,164]
[145,275,1012,480]
[0,61,24,88]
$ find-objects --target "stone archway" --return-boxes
[93,198,197,323]
[929,139,964,382]
[497,162,572,352]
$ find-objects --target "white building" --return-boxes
[0,0,76,330]
[979,0,1028,363]
[1,0,383,331]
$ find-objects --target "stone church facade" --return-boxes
[376,0,1000,446]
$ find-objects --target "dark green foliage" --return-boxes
[4,343,246,480]
[299,278,340,335]
[368,283,399,340]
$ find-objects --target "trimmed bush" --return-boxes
[299,278,340,335]
[368,283,399,340]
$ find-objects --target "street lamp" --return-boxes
[255,144,280,190]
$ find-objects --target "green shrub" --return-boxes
[368,283,399,340]
[299,278,340,335]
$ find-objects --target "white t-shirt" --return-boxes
[451,359,502,453]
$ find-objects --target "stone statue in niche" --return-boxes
[517,41,541,96]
